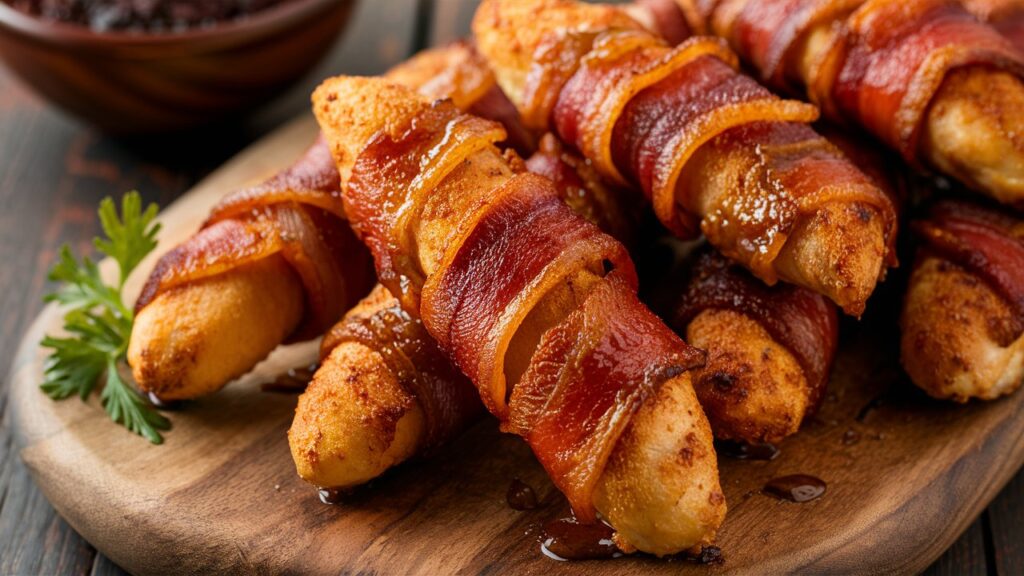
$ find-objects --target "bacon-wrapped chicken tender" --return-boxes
[313,76,725,555]
[901,201,1024,401]
[128,140,374,400]
[472,0,897,316]
[290,284,483,489]
[664,249,839,443]
[289,135,645,491]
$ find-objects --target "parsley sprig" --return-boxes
[40,192,170,444]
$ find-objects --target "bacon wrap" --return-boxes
[135,138,374,340]
[821,0,1024,161]
[636,117,893,283]
[727,0,864,93]
[341,93,705,521]
[672,250,839,411]
[506,271,705,521]
[551,32,819,239]
[320,296,483,451]
[344,101,507,312]
[913,201,1024,338]
[421,173,635,417]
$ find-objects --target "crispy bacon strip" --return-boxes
[678,0,1024,162]
[419,171,637,418]
[135,137,374,341]
[344,104,509,312]
[914,201,1024,334]
[316,78,719,539]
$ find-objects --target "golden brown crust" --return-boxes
[773,201,887,317]
[472,0,644,109]
[686,309,810,443]
[901,256,1024,401]
[593,371,725,556]
[128,255,304,400]
[680,132,888,316]
[289,286,427,489]
[923,67,1024,207]
[312,78,432,189]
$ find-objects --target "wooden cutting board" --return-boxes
[9,114,1024,576]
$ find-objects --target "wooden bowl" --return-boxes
[0,0,357,133]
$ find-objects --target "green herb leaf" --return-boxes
[40,334,106,401]
[40,192,168,443]
[44,247,127,318]
[94,192,161,288]
[100,358,170,445]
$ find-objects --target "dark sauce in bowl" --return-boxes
[6,0,293,32]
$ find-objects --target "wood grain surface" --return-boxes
[0,0,1021,574]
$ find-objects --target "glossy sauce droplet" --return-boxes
[318,487,345,505]
[842,428,861,446]
[695,545,724,565]
[855,393,887,422]
[262,364,318,394]
[146,391,185,410]
[507,478,539,511]
[540,518,622,561]
[716,440,780,461]
[763,474,827,503]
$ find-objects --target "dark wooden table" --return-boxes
[0,1,1020,574]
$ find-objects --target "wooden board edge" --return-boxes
[777,398,1024,575]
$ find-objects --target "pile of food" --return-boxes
[42,0,1024,562]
